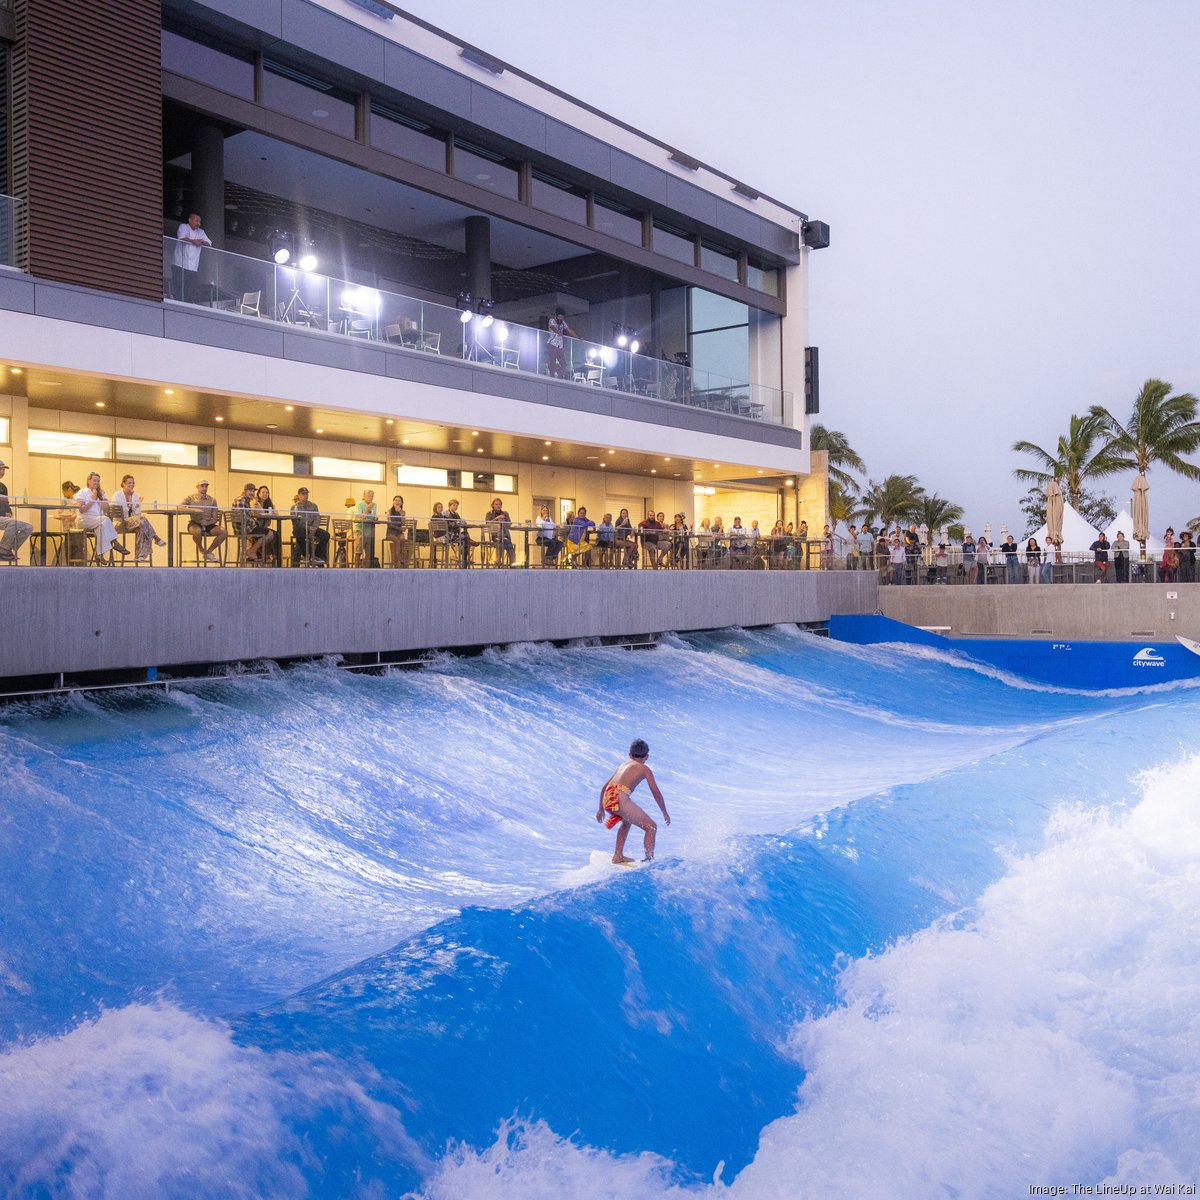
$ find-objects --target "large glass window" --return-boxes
[453,139,519,200]
[161,30,254,100]
[689,289,749,386]
[593,195,643,246]
[532,169,587,224]
[117,437,209,467]
[700,241,739,282]
[653,220,696,265]
[28,430,112,459]
[313,456,384,482]
[262,60,356,139]
[746,260,779,297]
[370,104,446,171]
[397,465,449,487]
[231,448,295,475]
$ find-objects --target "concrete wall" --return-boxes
[878,584,1200,642]
[0,569,878,680]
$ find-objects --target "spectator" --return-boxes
[76,471,124,561]
[961,534,976,584]
[1001,533,1020,584]
[1089,531,1110,583]
[1112,530,1130,583]
[1178,530,1196,583]
[889,533,906,585]
[728,516,749,565]
[384,494,411,568]
[769,520,788,570]
[797,519,810,568]
[875,528,891,581]
[535,502,561,566]
[1025,537,1042,585]
[254,485,281,566]
[231,483,260,562]
[822,523,836,570]
[596,513,616,568]
[710,516,727,567]
[115,474,166,561]
[903,524,920,582]
[546,307,577,379]
[180,479,228,562]
[291,487,328,565]
[935,542,950,584]
[485,497,516,567]
[639,509,664,568]
[846,524,861,570]
[353,489,378,567]
[1160,529,1178,584]
[1041,537,1058,584]
[975,535,990,584]
[669,513,690,569]
[565,505,595,567]
[857,524,874,570]
[0,459,33,564]
[615,508,637,569]
[171,212,211,301]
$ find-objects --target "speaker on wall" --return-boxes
[801,220,830,250]
[804,346,819,415]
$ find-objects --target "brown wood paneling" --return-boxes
[11,0,162,299]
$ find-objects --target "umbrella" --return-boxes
[1045,478,1064,548]
[1131,473,1150,545]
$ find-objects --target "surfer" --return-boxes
[596,739,671,864]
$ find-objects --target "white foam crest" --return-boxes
[0,1001,427,1199]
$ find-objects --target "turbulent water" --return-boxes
[1,627,1198,1199]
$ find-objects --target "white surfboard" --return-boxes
[588,850,649,871]
[1176,634,1200,658]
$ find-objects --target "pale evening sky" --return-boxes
[400,0,1200,534]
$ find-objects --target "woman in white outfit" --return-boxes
[115,474,166,561]
[75,471,123,561]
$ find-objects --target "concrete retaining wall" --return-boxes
[0,569,878,680]
[878,583,1200,642]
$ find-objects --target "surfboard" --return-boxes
[588,850,649,871]
[1177,634,1200,659]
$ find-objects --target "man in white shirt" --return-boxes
[172,212,212,301]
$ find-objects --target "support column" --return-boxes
[192,123,226,251]
[465,215,491,301]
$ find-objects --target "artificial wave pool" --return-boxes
[1,627,1197,1199]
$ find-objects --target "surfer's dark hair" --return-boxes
[629,739,649,760]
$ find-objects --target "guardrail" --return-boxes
[163,237,790,424]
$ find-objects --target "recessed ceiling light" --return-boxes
[471,431,479,436]
[315,428,323,434]
[664,457,671,461]
[544,440,552,445]
[385,419,394,425]
[215,415,224,421]
[9,368,22,375]
[542,455,549,461]
[285,405,294,412]
[599,462,607,468]
[402,439,409,445]
[164,389,174,395]
[266,423,278,430]
[650,469,657,474]
[476,447,484,453]
[713,464,721,468]
[758,469,764,474]
[95,402,106,408]
[311,108,329,119]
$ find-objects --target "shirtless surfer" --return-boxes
[596,739,670,863]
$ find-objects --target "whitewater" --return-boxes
[0,626,1197,1199]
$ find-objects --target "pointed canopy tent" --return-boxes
[1104,510,1163,556]
[1032,500,1101,555]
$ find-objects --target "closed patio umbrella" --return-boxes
[1045,478,1064,547]
[1131,473,1150,545]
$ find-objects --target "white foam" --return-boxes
[424,753,1200,1199]
[0,1001,428,1200]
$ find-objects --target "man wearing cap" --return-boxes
[0,459,33,563]
[180,479,228,562]
[290,487,328,565]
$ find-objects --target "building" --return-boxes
[0,0,828,551]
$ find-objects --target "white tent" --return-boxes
[1104,510,1163,557]
[1031,500,1100,555]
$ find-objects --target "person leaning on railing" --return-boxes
[0,459,34,563]
[615,508,637,569]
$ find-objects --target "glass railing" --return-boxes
[163,238,791,424]
[0,194,25,269]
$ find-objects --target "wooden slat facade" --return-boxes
[10,0,162,299]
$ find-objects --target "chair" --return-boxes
[347,319,372,339]
[499,346,519,370]
[238,290,261,317]
[289,516,329,567]
[419,331,441,354]
[383,323,404,344]
[331,519,355,567]
[176,512,227,566]
[427,518,452,567]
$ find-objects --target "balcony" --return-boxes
[163,238,791,425]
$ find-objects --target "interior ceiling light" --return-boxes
[457,292,474,324]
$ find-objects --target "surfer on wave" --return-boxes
[596,739,670,863]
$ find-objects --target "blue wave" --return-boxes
[1,629,1196,1198]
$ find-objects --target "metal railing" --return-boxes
[162,237,790,424]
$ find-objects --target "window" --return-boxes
[117,437,210,467]
[460,472,515,493]
[313,457,384,482]
[653,220,696,265]
[453,139,519,199]
[700,241,739,282]
[370,104,446,171]
[747,261,779,296]
[231,448,296,474]
[397,465,449,487]
[262,60,356,139]
[0,416,9,444]
[532,169,587,224]
[689,289,749,388]
[593,195,643,246]
[28,430,112,459]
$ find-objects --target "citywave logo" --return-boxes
[1132,647,1166,668]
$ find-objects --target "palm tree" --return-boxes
[855,474,925,529]
[1011,411,1122,508]
[1089,378,1200,482]
[810,424,866,492]
[827,480,858,526]
[917,494,965,537]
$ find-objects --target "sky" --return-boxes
[398,0,1200,533]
